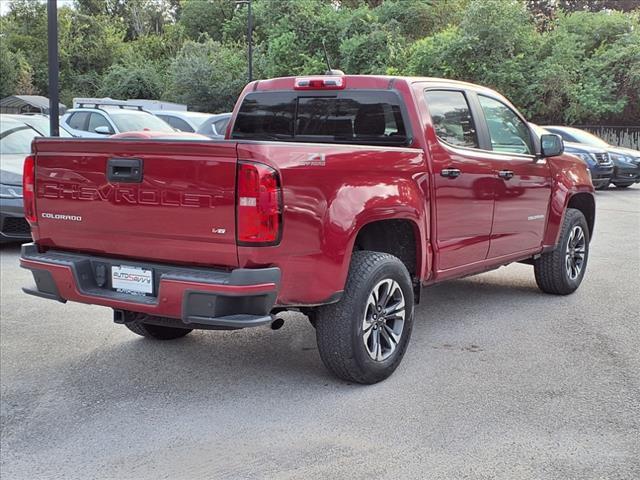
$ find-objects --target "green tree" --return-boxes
[179,0,235,42]
[98,62,163,99]
[167,39,252,112]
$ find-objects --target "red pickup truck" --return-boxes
[20,75,594,384]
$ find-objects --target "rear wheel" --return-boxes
[125,318,192,340]
[314,251,414,384]
[534,208,589,295]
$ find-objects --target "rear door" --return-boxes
[472,94,552,258]
[33,138,239,268]
[422,89,496,273]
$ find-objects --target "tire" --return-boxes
[314,251,414,384]
[594,182,609,191]
[534,208,589,295]
[613,182,633,188]
[125,319,192,340]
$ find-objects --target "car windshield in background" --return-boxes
[232,91,409,146]
[0,126,40,154]
[21,116,72,137]
[559,128,609,148]
[109,111,174,133]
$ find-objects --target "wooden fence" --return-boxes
[578,126,640,151]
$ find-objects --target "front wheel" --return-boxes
[314,251,414,384]
[534,208,589,295]
[613,182,633,188]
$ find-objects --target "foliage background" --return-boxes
[1,0,639,125]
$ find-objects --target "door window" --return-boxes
[88,113,113,133]
[424,90,478,149]
[478,95,533,155]
[67,112,90,131]
[163,116,193,132]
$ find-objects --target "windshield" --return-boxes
[182,113,210,129]
[110,111,174,133]
[0,126,40,154]
[22,116,72,137]
[560,128,609,148]
[530,124,550,137]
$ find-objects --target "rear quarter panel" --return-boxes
[237,142,429,305]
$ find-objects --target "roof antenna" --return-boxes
[322,40,344,76]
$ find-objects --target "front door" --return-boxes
[422,89,496,274]
[474,94,552,258]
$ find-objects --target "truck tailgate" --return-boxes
[31,138,239,268]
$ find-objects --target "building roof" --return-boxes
[0,95,67,114]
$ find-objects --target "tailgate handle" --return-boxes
[107,158,143,183]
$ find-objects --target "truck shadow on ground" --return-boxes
[47,270,549,404]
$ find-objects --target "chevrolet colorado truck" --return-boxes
[20,75,595,384]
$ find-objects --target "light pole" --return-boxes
[236,0,253,83]
[47,0,59,136]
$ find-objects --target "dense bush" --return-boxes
[1,0,638,123]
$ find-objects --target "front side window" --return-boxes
[478,95,533,155]
[424,90,478,149]
[88,113,113,133]
[232,91,409,146]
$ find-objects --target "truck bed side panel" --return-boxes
[236,142,429,305]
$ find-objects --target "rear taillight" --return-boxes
[23,155,37,224]
[237,161,282,245]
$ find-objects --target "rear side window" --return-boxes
[232,91,409,146]
[67,112,90,131]
[424,90,478,149]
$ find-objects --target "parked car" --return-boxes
[196,113,232,139]
[20,75,594,384]
[544,126,640,188]
[151,110,214,133]
[531,124,613,189]
[61,106,174,138]
[2,114,73,137]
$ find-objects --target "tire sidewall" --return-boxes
[561,212,590,290]
[349,259,414,379]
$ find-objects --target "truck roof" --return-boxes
[251,74,493,93]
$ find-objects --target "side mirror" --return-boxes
[94,125,112,135]
[540,133,564,158]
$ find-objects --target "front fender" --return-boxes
[543,154,595,249]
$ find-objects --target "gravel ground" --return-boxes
[1,188,639,480]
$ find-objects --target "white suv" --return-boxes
[61,107,174,138]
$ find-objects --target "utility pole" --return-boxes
[236,0,253,83]
[47,0,59,136]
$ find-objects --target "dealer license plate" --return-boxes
[111,265,153,295]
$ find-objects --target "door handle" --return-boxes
[440,168,461,179]
[107,158,143,183]
[498,170,514,180]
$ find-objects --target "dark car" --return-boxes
[0,115,73,243]
[531,124,613,189]
[0,118,38,242]
[545,126,640,189]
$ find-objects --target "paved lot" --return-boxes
[1,188,639,480]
